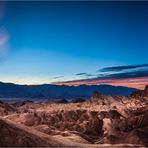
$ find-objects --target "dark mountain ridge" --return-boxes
[0,82,138,101]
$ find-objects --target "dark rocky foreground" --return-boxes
[0,86,148,147]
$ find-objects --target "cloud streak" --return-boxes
[75,73,95,77]
[75,73,88,76]
[52,76,64,79]
[97,69,148,80]
[99,64,148,72]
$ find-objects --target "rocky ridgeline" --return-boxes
[131,85,148,98]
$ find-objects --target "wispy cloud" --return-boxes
[52,76,64,79]
[75,73,95,77]
[97,69,148,80]
[75,73,88,76]
[99,64,148,72]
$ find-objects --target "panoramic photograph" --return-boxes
[0,1,148,147]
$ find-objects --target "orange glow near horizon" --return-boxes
[1,76,147,90]
[54,76,148,89]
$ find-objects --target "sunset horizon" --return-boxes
[0,63,147,89]
[0,1,148,90]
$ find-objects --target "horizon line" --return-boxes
[0,80,143,90]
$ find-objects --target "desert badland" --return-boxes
[0,85,148,147]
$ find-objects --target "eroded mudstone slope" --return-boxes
[0,117,71,147]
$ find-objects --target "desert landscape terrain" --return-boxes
[0,85,148,147]
[0,1,148,147]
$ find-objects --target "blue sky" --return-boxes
[0,1,148,88]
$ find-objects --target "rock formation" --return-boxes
[131,85,148,97]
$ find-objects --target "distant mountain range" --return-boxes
[0,82,138,101]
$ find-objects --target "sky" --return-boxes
[0,1,148,89]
